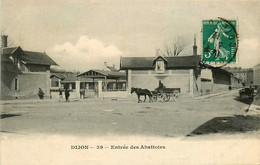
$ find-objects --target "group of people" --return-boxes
[38,87,70,102]
[59,88,70,102]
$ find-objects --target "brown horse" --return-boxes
[131,87,153,103]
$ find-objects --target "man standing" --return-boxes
[65,89,70,102]
[59,88,63,102]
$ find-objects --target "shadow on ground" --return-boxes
[233,96,253,105]
[187,115,260,136]
[0,114,21,119]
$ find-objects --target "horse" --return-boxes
[131,87,153,103]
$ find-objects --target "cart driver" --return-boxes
[156,80,165,93]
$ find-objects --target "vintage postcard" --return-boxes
[1,0,260,164]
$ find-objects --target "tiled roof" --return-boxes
[106,66,118,72]
[50,73,66,79]
[201,63,233,75]
[120,55,201,70]
[1,47,57,66]
[21,51,57,66]
[93,70,126,77]
[78,70,126,78]
[1,47,20,55]
[61,73,93,83]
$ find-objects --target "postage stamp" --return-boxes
[202,19,238,63]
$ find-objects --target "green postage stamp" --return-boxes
[202,19,237,63]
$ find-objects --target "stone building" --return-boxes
[224,67,254,86]
[120,55,202,96]
[0,35,57,99]
[253,63,260,86]
[120,55,241,96]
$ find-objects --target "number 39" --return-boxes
[97,145,103,149]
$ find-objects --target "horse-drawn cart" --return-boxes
[151,88,180,102]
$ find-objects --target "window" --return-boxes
[156,59,165,73]
[88,82,94,90]
[71,83,76,89]
[14,78,18,91]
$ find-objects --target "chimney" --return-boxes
[1,35,8,48]
[193,34,197,56]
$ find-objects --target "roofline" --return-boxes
[77,69,108,77]
[23,50,58,66]
[11,46,22,54]
[120,66,198,70]
[152,55,168,64]
[25,62,56,66]
[120,55,201,58]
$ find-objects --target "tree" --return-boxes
[160,36,188,56]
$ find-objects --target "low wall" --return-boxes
[201,82,230,95]
[212,84,229,93]
[102,91,128,98]
[50,91,78,100]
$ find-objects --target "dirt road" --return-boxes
[1,90,257,137]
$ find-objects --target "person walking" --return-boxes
[65,88,70,102]
[59,88,63,102]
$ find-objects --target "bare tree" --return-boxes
[161,36,188,56]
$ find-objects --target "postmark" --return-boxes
[202,18,238,64]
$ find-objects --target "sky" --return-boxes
[1,0,260,71]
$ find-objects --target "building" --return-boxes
[49,66,127,99]
[120,55,202,96]
[1,35,57,99]
[253,63,260,87]
[77,69,126,98]
[200,64,242,94]
[224,67,254,86]
[120,55,240,96]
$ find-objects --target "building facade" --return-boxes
[253,64,260,86]
[1,35,57,99]
[225,67,254,86]
[120,55,240,96]
[120,55,202,96]
[50,68,127,99]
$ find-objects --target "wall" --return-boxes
[231,77,243,88]
[130,69,190,94]
[247,70,254,84]
[102,91,128,98]
[0,71,19,99]
[200,68,232,95]
[193,74,201,96]
[26,64,50,72]
[212,84,229,93]
[18,72,49,98]
[1,71,18,93]
[51,76,60,87]
[212,70,231,85]
[201,81,230,94]
[253,67,260,86]
[51,91,78,100]
[201,81,212,95]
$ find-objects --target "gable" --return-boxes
[153,55,168,65]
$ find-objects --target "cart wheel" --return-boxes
[173,91,180,102]
[163,94,170,102]
[152,95,158,102]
